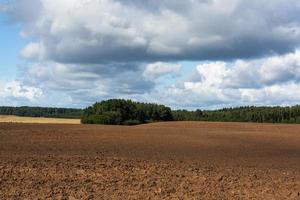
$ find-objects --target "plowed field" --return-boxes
[0,122,300,199]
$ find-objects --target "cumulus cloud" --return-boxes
[159,50,300,109]
[3,0,300,63]
[260,52,300,85]
[143,62,181,79]
[0,81,43,103]
[21,61,154,100]
[20,42,45,60]
[2,0,300,108]
[183,50,300,90]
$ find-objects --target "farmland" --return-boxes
[0,122,300,199]
[0,115,81,124]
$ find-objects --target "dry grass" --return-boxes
[0,115,81,124]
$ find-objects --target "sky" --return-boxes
[1,0,300,110]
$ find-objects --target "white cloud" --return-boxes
[195,62,229,87]
[21,61,154,102]
[239,83,300,105]
[186,50,300,90]
[10,50,300,109]
[0,81,43,102]
[2,0,300,108]
[157,50,300,109]
[143,62,181,79]
[260,51,300,85]
[20,42,45,60]
[3,0,300,63]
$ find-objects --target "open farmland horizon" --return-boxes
[3,99,300,125]
[2,0,300,199]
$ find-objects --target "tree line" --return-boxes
[173,105,300,124]
[0,106,83,119]
[82,100,300,125]
[2,100,300,125]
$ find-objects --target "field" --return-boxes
[0,115,81,124]
[0,122,300,199]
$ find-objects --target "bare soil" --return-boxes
[0,122,300,199]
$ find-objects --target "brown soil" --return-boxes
[0,122,300,199]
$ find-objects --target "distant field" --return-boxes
[0,115,81,124]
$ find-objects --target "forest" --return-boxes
[81,99,173,125]
[0,106,82,119]
[83,100,300,124]
[2,100,300,124]
[173,106,300,123]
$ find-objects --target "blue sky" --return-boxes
[0,13,22,80]
[1,0,300,109]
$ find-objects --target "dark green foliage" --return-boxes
[0,106,82,119]
[172,109,203,121]
[2,101,300,125]
[122,120,141,126]
[81,99,173,125]
[172,105,300,124]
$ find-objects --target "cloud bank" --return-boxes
[1,0,300,108]
[11,0,300,62]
